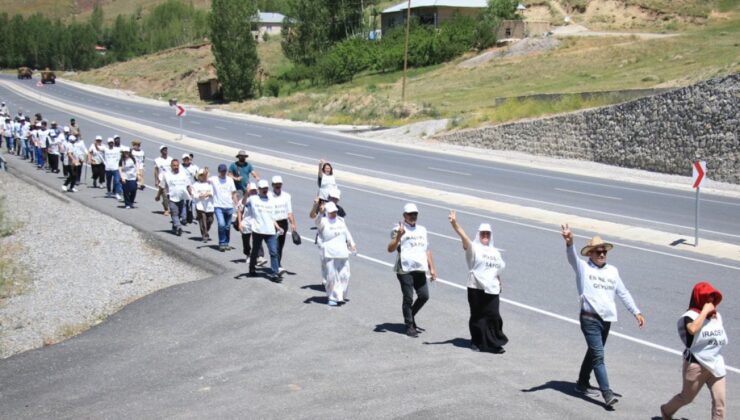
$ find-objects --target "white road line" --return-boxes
[428,167,471,176]
[300,235,740,374]
[288,141,308,147]
[215,126,227,130]
[346,152,375,159]
[555,188,622,201]
[427,231,462,241]
[244,132,262,138]
[189,121,201,125]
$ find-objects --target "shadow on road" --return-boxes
[422,337,471,349]
[373,323,407,335]
[304,296,328,305]
[521,380,617,410]
[300,284,325,292]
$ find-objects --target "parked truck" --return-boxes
[41,69,56,84]
[17,67,33,79]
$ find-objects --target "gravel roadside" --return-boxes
[0,171,209,359]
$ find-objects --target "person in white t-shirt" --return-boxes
[317,201,356,306]
[88,136,105,187]
[317,159,337,202]
[386,203,437,338]
[46,122,63,174]
[449,210,507,354]
[237,182,259,262]
[192,168,214,242]
[661,282,727,420]
[62,135,86,192]
[118,146,138,209]
[270,175,296,273]
[130,139,146,190]
[246,179,283,281]
[162,159,193,236]
[209,163,238,251]
[561,224,646,408]
[35,121,50,170]
[181,153,199,224]
[103,138,122,200]
[154,145,173,216]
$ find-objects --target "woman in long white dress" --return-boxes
[317,159,337,202]
[317,202,356,306]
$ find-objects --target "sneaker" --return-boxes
[603,390,618,408]
[490,347,506,354]
[219,245,226,252]
[471,343,481,352]
[412,322,425,333]
[406,326,419,338]
[61,185,67,191]
[271,273,283,283]
[176,227,182,236]
[257,257,267,266]
[328,299,338,306]
[574,384,600,398]
[71,187,78,192]
[125,205,131,209]
[278,266,286,274]
[116,194,122,201]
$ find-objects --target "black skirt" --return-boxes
[468,287,508,352]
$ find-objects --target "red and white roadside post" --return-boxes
[692,160,707,246]
[175,105,186,140]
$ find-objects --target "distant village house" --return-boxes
[252,12,286,41]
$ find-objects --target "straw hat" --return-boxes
[580,236,614,256]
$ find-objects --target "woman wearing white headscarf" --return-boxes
[317,201,356,306]
[449,210,507,354]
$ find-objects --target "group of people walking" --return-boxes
[2,103,728,418]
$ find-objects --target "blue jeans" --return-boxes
[122,180,137,207]
[214,207,234,246]
[22,139,30,159]
[35,146,44,168]
[249,233,279,274]
[578,313,611,393]
[3,137,12,152]
[105,170,122,194]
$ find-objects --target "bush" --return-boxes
[317,37,374,84]
[265,78,280,97]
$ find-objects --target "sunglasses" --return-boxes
[592,249,608,255]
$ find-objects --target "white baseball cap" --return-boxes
[247,182,257,191]
[324,202,338,213]
[63,126,70,132]
[257,179,269,189]
[403,203,419,214]
[95,135,102,140]
[107,137,114,143]
[68,135,77,141]
[181,153,190,159]
[328,188,341,199]
[478,223,492,232]
[159,144,168,151]
[271,175,283,184]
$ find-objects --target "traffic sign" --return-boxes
[692,161,706,189]
[176,105,186,117]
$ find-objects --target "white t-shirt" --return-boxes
[182,163,199,182]
[131,149,145,170]
[120,157,137,181]
[270,190,292,221]
[566,244,640,322]
[47,135,63,156]
[155,156,173,177]
[318,216,354,259]
[392,223,429,273]
[163,171,192,202]
[465,243,505,294]
[88,143,104,163]
[246,194,276,235]
[192,181,214,212]
[36,129,50,147]
[103,146,121,171]
[70,141,88,164]
[318,174,337,200]
[679,311,728,378]
[209,176,236,209]
[240,202,254,234]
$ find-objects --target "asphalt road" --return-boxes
[3,76,740,246]
[0,78,738,419]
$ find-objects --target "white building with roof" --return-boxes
[380,0,488,33]
[252,11,286,40]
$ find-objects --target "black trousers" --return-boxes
[197,210,213,239]
[91,163,105,184]
[467,288,508,351]
[48,154,59,172]
[276,219,289,265]
[62,163,71,177]
[397,271,429,327]
[64,165,79,188]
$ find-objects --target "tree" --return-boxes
[89,2,105,42]
[210,0,260,101]
[486,0,519,21]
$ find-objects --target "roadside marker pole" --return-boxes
[691,160,706,247]
[175,105,186,140]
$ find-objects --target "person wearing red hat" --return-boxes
[560,224,646,408]
[661,282,727,420]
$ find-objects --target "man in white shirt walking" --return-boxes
[561,224,646,408]
[209,164,238,251]
[154,145,173,216]
[247,179,283,281]
[270,175,296,273]
[103,138,122,200]
[162,159,193,236]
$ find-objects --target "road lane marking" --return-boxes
[555,188,622,201]
[215,126,227,130]
[7,80,740,265]
[189,121,201,125]
[288,141,308,147]
[428,167,471,176]
[346,152,375,159]
[306,235,740,375]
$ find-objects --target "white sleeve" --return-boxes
[615,270,640,315]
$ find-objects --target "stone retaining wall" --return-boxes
[437,74,739,184]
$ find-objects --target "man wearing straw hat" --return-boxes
[561,224,646,409]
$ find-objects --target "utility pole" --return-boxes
[401,0,412,103]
